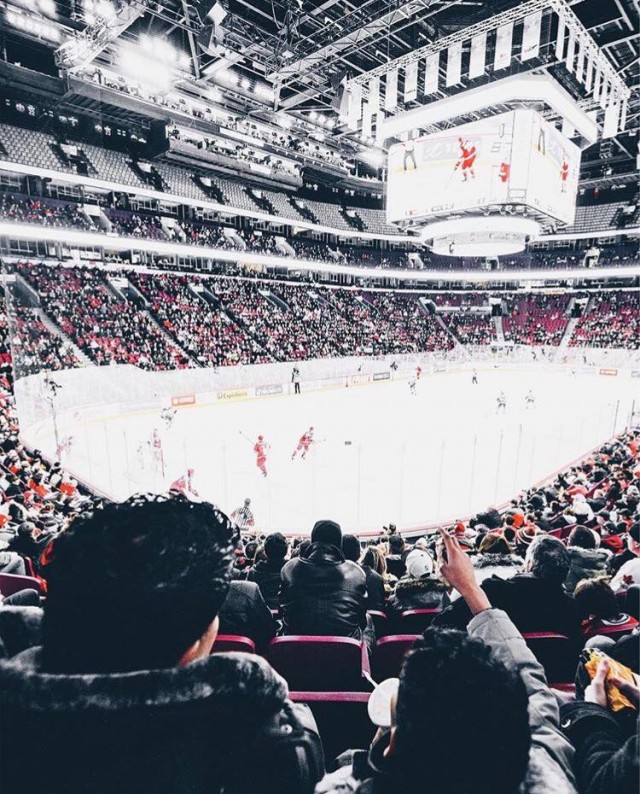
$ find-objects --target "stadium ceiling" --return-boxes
[1,0,638,169]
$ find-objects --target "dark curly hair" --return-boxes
[43,493,235,674]
[393,628,531,793]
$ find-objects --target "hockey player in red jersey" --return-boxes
[170,467,199,497]
[454,136,477,181]
[292,426,315,460]
[560,156,569,193]
[254,435,269,477]
[416,365,422,380]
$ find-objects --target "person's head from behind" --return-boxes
[568,525,598,550]
[574,576,619,621]
[388,533,404,555]
[43,494,234,675]
[387,628,530,792]
[311,519,342,549]
[362,545,386,576]
[628,522,640,555]
[342,534,361,563]
[264,531,288,563]
[478,533,512,555]
[525,535,570,585]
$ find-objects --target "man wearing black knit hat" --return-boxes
[280,519,367,639]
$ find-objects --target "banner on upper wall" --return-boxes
[404,61,418,101]
[369,76,380,113]
[469,32,487,79]
[446,41,463,87]
[521,10,542,61]
[424,53,439,94]
[494,22,513,70]
[385,69,398,110]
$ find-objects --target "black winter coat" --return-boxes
[218,580,277,652]
[560,701,639,794]
[433,572,581,643]
[280,542,367,638]
[246,557,285,610]
[0,607,323,794]
[361,565,385,612]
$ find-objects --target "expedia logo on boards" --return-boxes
[631,371,640,379]
[373,372,391,382]
[217,389,248,402]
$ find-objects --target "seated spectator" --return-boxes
[600,520,626,554]
[317,529,577,793]
[245,531,288,610]
[0,495,323,793]
[434,535,581,643]
[560,657,639,794]
[610,522,640,589]
[449,534,523,599]
[565,526,611,594]
[0,550,25,575]
[280,520,366,639]
[574,576,638,638]
[342,534,385,613]
[360,544,396,599]
[384,534,408,579]
[386,549,448,616]
[217,579,277,652]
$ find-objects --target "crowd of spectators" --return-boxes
[10,306,81,376]
[16,263,192,370]
[0,194,96,232]
[105,208,172,241]
[129,273,270,367]
[570,291,640,350]
[0,314,637,792]
[448,311,495,345]
[503,294,571,346]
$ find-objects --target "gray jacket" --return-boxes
[315,609,577,794]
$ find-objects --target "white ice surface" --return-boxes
[58,368,639,534]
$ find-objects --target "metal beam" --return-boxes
[268,0,445,84]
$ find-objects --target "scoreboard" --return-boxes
[386,109,581,227]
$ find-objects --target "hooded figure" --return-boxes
[564,526,611,594]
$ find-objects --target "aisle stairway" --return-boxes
[37,309,93,366]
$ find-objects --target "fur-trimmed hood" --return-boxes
[473,553,524,571]
[393,576,449,596]
[564,546,611,593]
[0,607,301,794]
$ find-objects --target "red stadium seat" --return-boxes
[211,635,256,654]
[397,609,440,634]
[367,610,389,636]
[267,636,370,691]
[522,633,575,684]
[0,573,43,597]
[289,691,373,760]
[372,635,420,681]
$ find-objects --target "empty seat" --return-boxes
[396,609,441,634]
[522,633,575,684]
[267,636,370,691]
[211,635,256,654]
[367,610,389,637]
[372,635,419,681]
[0,573,43,597]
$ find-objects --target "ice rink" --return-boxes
[55,367,639,534]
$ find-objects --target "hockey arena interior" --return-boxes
[0,1,638,791]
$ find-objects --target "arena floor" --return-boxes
[58,367,639,534]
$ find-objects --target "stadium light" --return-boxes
[119,36,190,92]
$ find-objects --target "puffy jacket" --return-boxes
[560,701,638,794]
[386,575,448,617]
[0,607,324,794]
[564,547,611,593]
[315,609,577,794]
[449,552,523,601]
[280,542,366,638]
